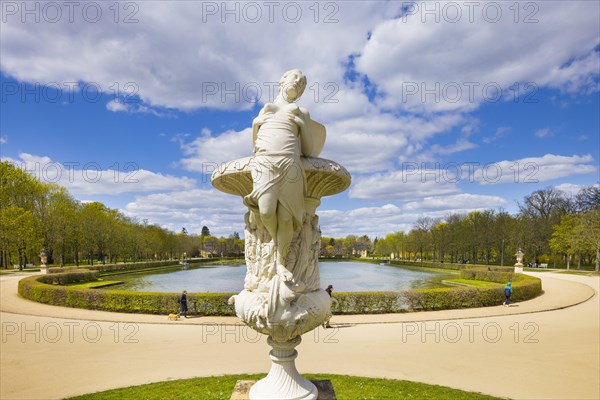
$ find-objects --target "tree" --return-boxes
[45,188,78,266]
[201,226,211,236]
[0,206,42,269]
[518,187,570,263]
[576,208,600,272]
[576,185,600,211]
[550,214,579,269]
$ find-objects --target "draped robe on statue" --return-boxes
[243,104,307,233]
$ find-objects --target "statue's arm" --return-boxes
[252,104,271,151]
[296,108,313,157]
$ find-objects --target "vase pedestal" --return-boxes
[248,336,316,400]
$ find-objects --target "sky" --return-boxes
[1,0,599,238]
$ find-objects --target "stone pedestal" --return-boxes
[231,379,336,400]
[514,264,523,274]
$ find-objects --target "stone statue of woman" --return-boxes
[212,69,349,399]
[243,69,324,287]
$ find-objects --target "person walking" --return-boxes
[503,282,513,306]
[323,284,338,328]
[178,290,188,318]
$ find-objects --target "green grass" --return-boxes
[444,279,503,288]
[557,270,600,276]
[0,269,39,274]
[66,280,124,288]
[523,267,600,276]
[65,374,500,400]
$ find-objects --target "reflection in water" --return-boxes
[115,262,455,293]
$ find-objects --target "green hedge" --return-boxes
[334,292,403,314]
[390,260,466,271]
[47,259,227,274]
[19,272,236,315]
[333,273,541,313]
[460,268,514,283]
[400,273,541,311]
[38,270,99,285]
[19,270,542,315]
[389,260,516,273]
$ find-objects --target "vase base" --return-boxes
[230,380,336,400]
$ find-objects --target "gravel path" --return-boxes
[1,272,598,399]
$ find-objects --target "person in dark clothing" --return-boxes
[503,282,513,306]
[323,285,338,328]
[178,290,188,317]
[325,284,333,297]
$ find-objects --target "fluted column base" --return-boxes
[249,336,317,400]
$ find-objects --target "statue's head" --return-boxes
[278,69,307,102]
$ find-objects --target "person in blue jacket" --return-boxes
[503,282,513,306]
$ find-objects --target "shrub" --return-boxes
[38,270,99,285]
[87,259,218,273]
[19,271,542,315]
[401,274,541,311]
[334,292,403,314]
[460,268,514,283]
[389,260,466,271]
[18,273,236,315]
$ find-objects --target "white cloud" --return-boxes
[0,135,6,145]
[482,126,511,144]
[349,169,460,201]
[319,204,413,237]
[319,201,511,237]
[429,138,477,155]
[474,154,596,185]
[355,1,600,113]
[178,128,253,173]
[553,183,584,196]
[403,193,506,211]
[534,128,553,138]
[0,2,393,111]
[2,153,196,195]
[106,99,129,112]
[123,188,246,236]
[106,99,169,117]
[177,112,468,175]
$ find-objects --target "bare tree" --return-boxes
[576,185,600,211]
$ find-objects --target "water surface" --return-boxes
[114,261,456,292]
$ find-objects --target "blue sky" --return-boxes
[1,1,599,238]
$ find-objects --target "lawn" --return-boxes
[443,278,503,288]
[66,374,500,400]
[66,280,124,288]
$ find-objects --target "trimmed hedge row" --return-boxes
[19,269,542,315]
[389,260,517,273]
[390,260,465,271]
[460,268,514,283]
[19,271,236,315]
[87,259,220,273]
[39,270,99,285]
[48,259,228,274]
[333,273,541,313]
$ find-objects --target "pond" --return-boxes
[113,261,456,293]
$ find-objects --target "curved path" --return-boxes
[1,272,598,399]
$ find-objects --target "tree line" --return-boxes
[0,161,243,269]
[321,186,600,271]
[2,160,598,271]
